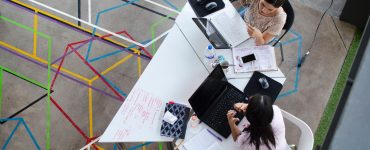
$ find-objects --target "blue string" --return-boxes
[102,75,127,97]
[21,119,41,150]
[127,142,153,150]
[277,30,302,99]
[163,0,178,10]
[88,39,151,63]
[2,120,22,150]
[0,118,41,150]
[85,0,141,61]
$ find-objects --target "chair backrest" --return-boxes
[281,109,314,150]
[282,0,295,30]
[272,0,295,46]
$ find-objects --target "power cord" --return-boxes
[298,0,334,67]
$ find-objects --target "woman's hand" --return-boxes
[227,110,242,141]
[247,24,263,39]
[227,110,240,125]
[234,103,248,113]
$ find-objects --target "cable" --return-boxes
[331,16,348,50]
[298,0,334,67]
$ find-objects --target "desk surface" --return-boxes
[100,25,209,142]
[100,0,285,144]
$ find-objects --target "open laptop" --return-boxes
[192,11,250,49]
[188,65,247,138]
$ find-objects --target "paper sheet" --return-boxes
[183,129,220,150]
[232,45,278,73]
[100,88,166,141]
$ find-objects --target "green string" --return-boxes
[158,142,163,150]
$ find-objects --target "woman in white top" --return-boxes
[239,0,287,45]
[227,94,288,150]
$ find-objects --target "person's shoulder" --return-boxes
[276,8,287,18]
[272,105,284,119]
[272,105,281,111]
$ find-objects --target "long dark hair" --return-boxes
[243,94,275,150]
[265,0,287,8]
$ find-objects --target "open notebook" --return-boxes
[183,129,222,150]
[232,45,278,73]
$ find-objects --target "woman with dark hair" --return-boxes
[239,0,287,45]
[227,94,288,150]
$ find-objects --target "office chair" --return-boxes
[273,0,295,62]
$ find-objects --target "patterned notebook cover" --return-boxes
[160,103,191,139]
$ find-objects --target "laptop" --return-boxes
[192,11,250,49]
[188,65,247,138]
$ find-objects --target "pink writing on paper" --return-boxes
[115,88,164,140]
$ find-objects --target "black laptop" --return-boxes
[188,65,247,138]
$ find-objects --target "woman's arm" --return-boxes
[255,32,275,45]
[247,24,275,45]
[227,110,242,141]
[229,120,241,141]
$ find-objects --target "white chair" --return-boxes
[281,109,314,150]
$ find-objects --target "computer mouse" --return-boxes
[259,77,269,89]
[205,2,218,11]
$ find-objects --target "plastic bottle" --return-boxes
[204,44,216,66]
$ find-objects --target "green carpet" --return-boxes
[314,29,363,148]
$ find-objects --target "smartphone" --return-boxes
[241,54,256,63]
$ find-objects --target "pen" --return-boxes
[206,129,223,142]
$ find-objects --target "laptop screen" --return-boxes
[188,65,228,117]
[192,18,230,49]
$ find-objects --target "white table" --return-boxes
[100,0,286,147]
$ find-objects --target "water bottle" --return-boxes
[204,44,216,66]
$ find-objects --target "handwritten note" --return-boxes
[110,88,165,141]
[232,45,278,73]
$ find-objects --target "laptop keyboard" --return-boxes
[202,87,245,137]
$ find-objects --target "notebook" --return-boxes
[183,129,222,150]
[160,103,191,139]
[232,45,278,73]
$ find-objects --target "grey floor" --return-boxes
[0,0,355,149]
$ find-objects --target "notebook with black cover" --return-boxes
[188,65,247,138]
[160,103,191,139]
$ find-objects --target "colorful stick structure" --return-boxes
[1,0,183,149]
[0,0,304,150]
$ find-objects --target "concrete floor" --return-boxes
[0,0,355,149]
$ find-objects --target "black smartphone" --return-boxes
[242,54,256,63]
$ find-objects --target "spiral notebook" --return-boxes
[183,129,222,150]
[160,103,191,139]
[232,45,278,73]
